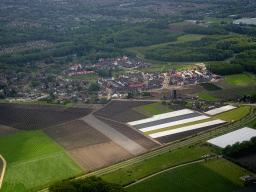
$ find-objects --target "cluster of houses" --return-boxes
[145,71,165,88]
[97,72,148,94]
[168,68,221,86]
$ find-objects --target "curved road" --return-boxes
[0,154,6,189]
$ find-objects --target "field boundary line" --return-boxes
[0,154,7,189]
[124,159,204,188]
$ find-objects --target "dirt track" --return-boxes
[67,141,133,171]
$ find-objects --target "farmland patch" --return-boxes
[81,115,147,155]
[208,85,256,101]
[93,100,155,122]
[126,161,243,192]
[214,106,251,121]
[1,152,84,192]
[96,116,160,150]
[178,85,207,95]
[196,92,219,101]
[43,120,111,150]
[67,141,133,171]
[0,104,92,130]
[200,83,222,91]
[155,121,226,144]
[224,74,256,85]
[0,130,64,163]
[202,158,253,186]
[167,24,204,32]
[205,105,236,116]
[0,124,21,137]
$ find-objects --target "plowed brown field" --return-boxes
[43,120,111,150]
[67,141,133,171]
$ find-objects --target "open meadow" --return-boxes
[224,74,256,85]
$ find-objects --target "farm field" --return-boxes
[205,105,237,116]
[199,83,222,91]
[128,109,227,144]
[93,100,155,122]
[0,124,21,137]
[155,121,227,144]
[167,25,204,32]
[224,74,256,85]
[196,92,219,101]
[96,116,160,150]
[43,120,111,150]
[126,160,245,192]
[67,141,133,171]
[0,131,84,192]
[132,102,174,117]
[207,85,256,101]
[139,63,196,73]
[236,153,256,169]
[101,144,219,186]
[1,152,84,192]
[0,104,92,130]
[202,158,253,186]
[214,106,251,121]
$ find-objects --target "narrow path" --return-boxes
[0,154,6,189]
[124,159,204,188]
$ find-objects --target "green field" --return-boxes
[0,131,84,192]
[196,92,219,101]
[133,102,174,117]
[224,74,256,85]
[200,83,222,91]
[101,144,218,186]
[215,106,251,121]
[126,160,243,192]
[144,118,215,135]
[203,158,253,186]
[1,152,83,192]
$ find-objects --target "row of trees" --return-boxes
[49,176,125,192]
[222,136,256,158]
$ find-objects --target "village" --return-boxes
[0,55,221,104]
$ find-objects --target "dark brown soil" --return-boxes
[43,120,111,150]
[96,116,160,150]
[93,100,155,121]
[0,104,92,130]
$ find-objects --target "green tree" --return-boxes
[89,82,100,92]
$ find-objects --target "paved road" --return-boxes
[39,107,256,192]
[0,154,6,189]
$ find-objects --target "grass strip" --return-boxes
[214,106,251,122]
[144,118,215,135]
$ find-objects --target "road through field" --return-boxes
[38,108,256,192]
[0,154,6,189]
